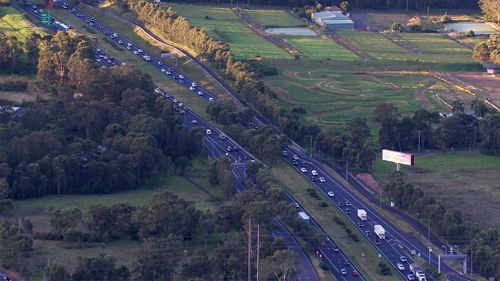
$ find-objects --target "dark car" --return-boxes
[344,261,351,267]
[351,271,359,277]
[338,202,345,207]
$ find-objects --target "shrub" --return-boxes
[378,262,391,276]
[391,23,403,32]
[319,261,329,270]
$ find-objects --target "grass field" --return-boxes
[245,8,304,27]
[268,67,430,127]
[280,35,359,60]
[372,152,500,228]
[339,31,412,61]
[170,4,290,60]
[0,6,44,39]
[272,164,399,281]
[396,33,475,65]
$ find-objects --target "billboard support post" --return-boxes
[396,163,400,171]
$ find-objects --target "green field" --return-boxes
[372,152,500,228]
[267,66,432,126]
[280,35,359,60]
[0,6,44,39]
[339,31,413,61]
[396,33,475,64]
[246,8,304,27]
[170,4,290,59]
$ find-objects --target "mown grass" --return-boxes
[270,71,427,127]
[338,31,412,61]
[371,152,500,228]
[0,6,45,40]
[170,4,290,60]
[279,35,359,60]
[396,33,474,64]
[271,164,399,281]
[245,8,304,27]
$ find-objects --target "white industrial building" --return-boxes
[311,10,354,31]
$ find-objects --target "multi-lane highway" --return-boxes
[27,2,472,280]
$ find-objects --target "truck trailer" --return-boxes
[374,224,385,239]
[357,209,367,221]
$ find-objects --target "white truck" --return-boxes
[357,209,367,221]
[409,263,426,281]
[374,224,386,239]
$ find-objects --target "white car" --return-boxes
[300,167,307,173]
[293,154,299,160]
[178,74,184,79]
[319,177,326,183]
[311,170,318,176]
[208,97,214,102]
[137,49,143,53]
[397,263,405,271]
[191,120,198,125]
[189,86,195,91]
[161,68,166,73]
[327,191,335,197]
[126,45,132,50]
[133,50,139,55]
[400,256,407,263]
[206,129,212,135]
[197,91,204,96]
[154,88,162,94]
[191,82,197,87]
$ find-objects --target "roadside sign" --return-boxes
[40,11,53,26]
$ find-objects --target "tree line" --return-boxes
[143,0,479,10]
[385,172,500,279]
[473,34,500,65]
[0,31,204,200]
[0,31,42,74]
[373,101,500,155]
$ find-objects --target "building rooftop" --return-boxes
[313,11,350,21]
[323,19,354,24]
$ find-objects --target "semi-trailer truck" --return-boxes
[357,209,367,221]
[374,224,385,239]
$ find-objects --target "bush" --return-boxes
[378,262,391,276]
[441,15,452,23]
[34,232,63,241]
[319,261,329,270]
[391,23,402,32]
[0,78,28,91]
[306,188,321,200]
[320,201,328,208]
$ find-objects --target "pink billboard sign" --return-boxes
[382,149,414,166]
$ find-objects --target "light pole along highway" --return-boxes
[44,2,471,280]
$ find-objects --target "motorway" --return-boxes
[26,2,472,281]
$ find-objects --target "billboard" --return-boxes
[382,149,414,166]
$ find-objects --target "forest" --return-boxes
[0,31,203,200]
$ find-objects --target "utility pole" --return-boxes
[345,161,349,183]
[418,130,421,152]
[470,248,473,276]
[248,219,252,281]
[256,224,260,281]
